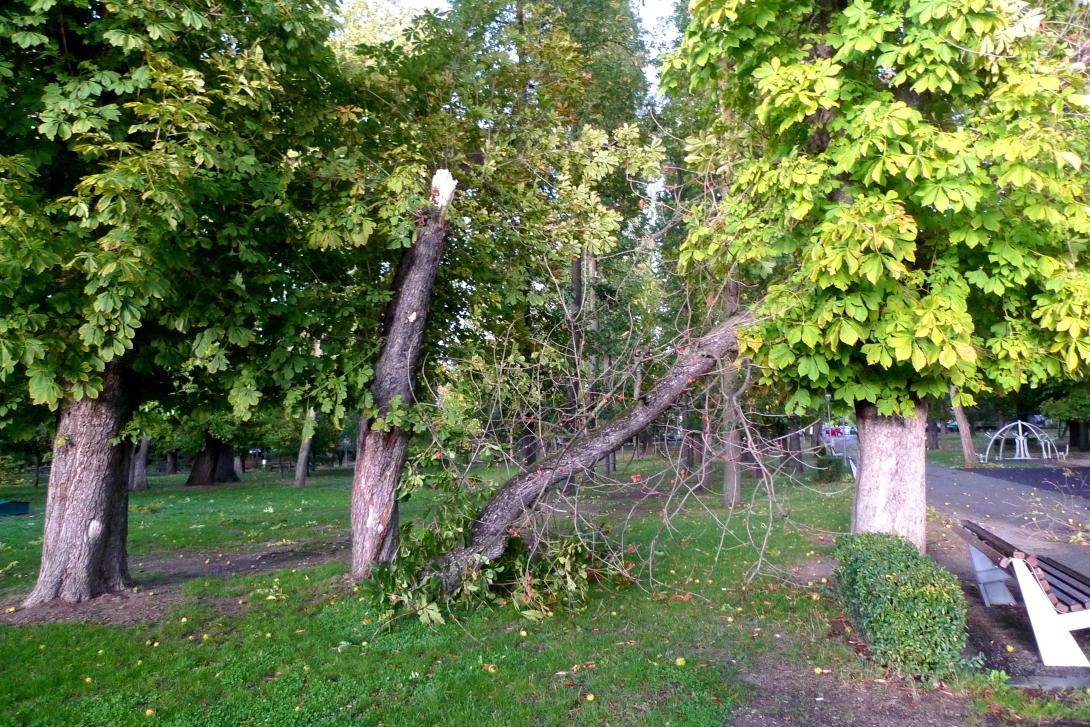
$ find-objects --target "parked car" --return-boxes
[946,420,959,432]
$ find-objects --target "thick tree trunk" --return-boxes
[429,313,748,590]
[852,401,927,553]
[950,386,976,467]
[352,170,456,580]
[186,437,239,485]
[128,436,150,491]
[24,364,134,607]
[186,437,220,486]
[215,444,240,483]
[164,451,178,475]
[294,407,316,488]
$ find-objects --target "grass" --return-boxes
[1,459,1088,725]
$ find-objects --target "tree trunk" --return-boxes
[294,407,316,488]
[164,451,178,475]
[1070,421,1090,451]
[186,436,220,486]
[950,385,976,467]
[33,450,43,487]
[852,401,927,553]
[430,312,748,590]
[128,436,150,491]
[24,364,134,607]
[186,437,239,485]
[215,443,240,483]
[352,170,456,580]
[786,428,803,475]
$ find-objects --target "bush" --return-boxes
[835,532,967,682]
[813,454,846,482]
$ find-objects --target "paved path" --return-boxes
[927,463,1090,573]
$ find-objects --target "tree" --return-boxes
[2,0,341,605]
[673,0,1090,550]
[339,1,662,579]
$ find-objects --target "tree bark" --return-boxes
[24,364,134,607]
[294,407,316,488]
[950,385,976,467]
[215,444,240,483]
[186,436,220,486]
[164,451,178,475]
[128,436,150,491]
[351,170,456,580]
[429,313,748,590]
[1070,421,1090,451]
[852,401,927,553]
[186,437,239,486]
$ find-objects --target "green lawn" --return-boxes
[0,461,1086,725]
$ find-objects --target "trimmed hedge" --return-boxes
[835,532,968,681]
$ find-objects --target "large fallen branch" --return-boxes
[429,312,751,590]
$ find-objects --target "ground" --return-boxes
[1,457,1089,725]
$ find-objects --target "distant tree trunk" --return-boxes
[186,437,219,486]
[431,313,748,590]
[352,170,456,580]
[24,364,134,607]
[852,401,927,553]
[186,437,239,486]
[938,420,948,450]
[1070,421,1090,452]
[164,451,178,475]
[128,436,150,491]
[33,450,43,487]
[215,444,240,483]
[294,407,316,488]
[233,455,244,478]
[926,421,940,450]
[950,386,976,467]
[786,428,803,476]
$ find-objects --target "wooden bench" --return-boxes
[954,520,1090,667]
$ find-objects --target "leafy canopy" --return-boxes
[671,0,1090,415]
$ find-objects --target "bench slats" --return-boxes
[1036,564,1090,611]
[1039,556,1090,595]
[960,520,1090,616]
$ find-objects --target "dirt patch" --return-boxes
[0,538,350,626]
[731,661,995,726]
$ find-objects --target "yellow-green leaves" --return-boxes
[677,0,1090,415]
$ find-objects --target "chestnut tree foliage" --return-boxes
[672,0,1090,414]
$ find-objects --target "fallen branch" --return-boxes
[428,312,752,590]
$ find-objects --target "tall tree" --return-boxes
[2,0,342,605]
[674,0,1090,550]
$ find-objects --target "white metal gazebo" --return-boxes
[980,420,1068,463]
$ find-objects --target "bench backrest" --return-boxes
[959,520,1090,614]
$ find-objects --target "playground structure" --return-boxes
[979,420,1069,464]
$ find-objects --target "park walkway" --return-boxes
[927,463,1090,573]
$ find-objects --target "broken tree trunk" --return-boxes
[430,312,749,591]
[24,363,135,606]
[351,170,457,580]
